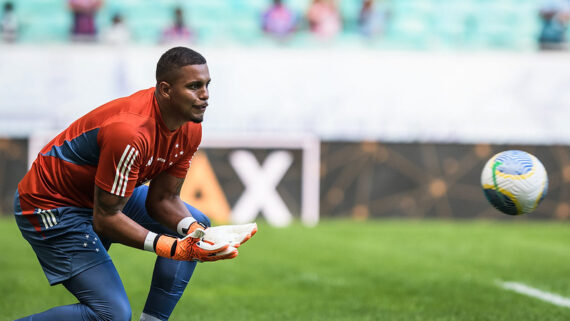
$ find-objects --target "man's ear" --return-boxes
[157,81,171,99]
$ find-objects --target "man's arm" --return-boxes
[145,171,196,234]
[93,185,149,249]
[143,172,238,261]
[93,184,232,261]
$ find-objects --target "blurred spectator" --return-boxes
[1,1,19,42]
[262,0,297,40]
[160,7,195,45]
[102,13,131,45]
[69,0,103,42]
[358,0,389,38]
[538,0,570,50]
[306,0,341,39]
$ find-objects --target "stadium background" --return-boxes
[2,1,570,320]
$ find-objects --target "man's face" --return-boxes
[167,64,211,124]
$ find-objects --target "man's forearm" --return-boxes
[93,185,149,249]
[146,196,195,235]
[93,210,149,249]
[146,174,197,236]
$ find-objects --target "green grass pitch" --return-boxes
[1,217,569,321]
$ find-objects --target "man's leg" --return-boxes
[122,185,211,321]
[139,257,198,321]
[16,261,131,321]
[14,198,129,321]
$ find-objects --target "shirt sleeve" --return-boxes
[166,126,202,178]
[95,122,145,197]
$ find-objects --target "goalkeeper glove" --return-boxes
[177,217,207,236]
[145,230,237,262]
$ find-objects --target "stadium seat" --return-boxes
[8,0,545,50]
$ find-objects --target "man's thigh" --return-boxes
[15,207,111,285]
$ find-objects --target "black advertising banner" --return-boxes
[3,138,570,221]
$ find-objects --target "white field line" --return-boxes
[499,281,570,308]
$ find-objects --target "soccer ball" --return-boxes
[481,150,548,215]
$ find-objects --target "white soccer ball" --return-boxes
[481,150,548,215]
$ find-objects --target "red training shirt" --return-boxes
[17,87,201,219]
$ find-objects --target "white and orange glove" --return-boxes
[202,223,258,257]
[144,218,238,262]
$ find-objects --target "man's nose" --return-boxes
[199,87,209,100]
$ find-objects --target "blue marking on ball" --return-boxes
[494,150,533,176]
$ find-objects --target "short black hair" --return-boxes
[156,47,207,83]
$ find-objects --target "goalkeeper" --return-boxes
[13,47,255,321]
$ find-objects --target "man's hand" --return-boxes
[154,229,237,262]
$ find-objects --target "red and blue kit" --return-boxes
[16,87,201,230]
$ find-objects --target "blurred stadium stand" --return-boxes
[11,0,543,49]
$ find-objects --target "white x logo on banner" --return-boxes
[229,150,293,227]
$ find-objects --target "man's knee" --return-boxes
[110,299,132,321]
[86,291,131,321]
[97,298,132,321]
[63,261,132,321]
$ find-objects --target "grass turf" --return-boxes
[1,217,569,321]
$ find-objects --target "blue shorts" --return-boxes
[14,185,210,285]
